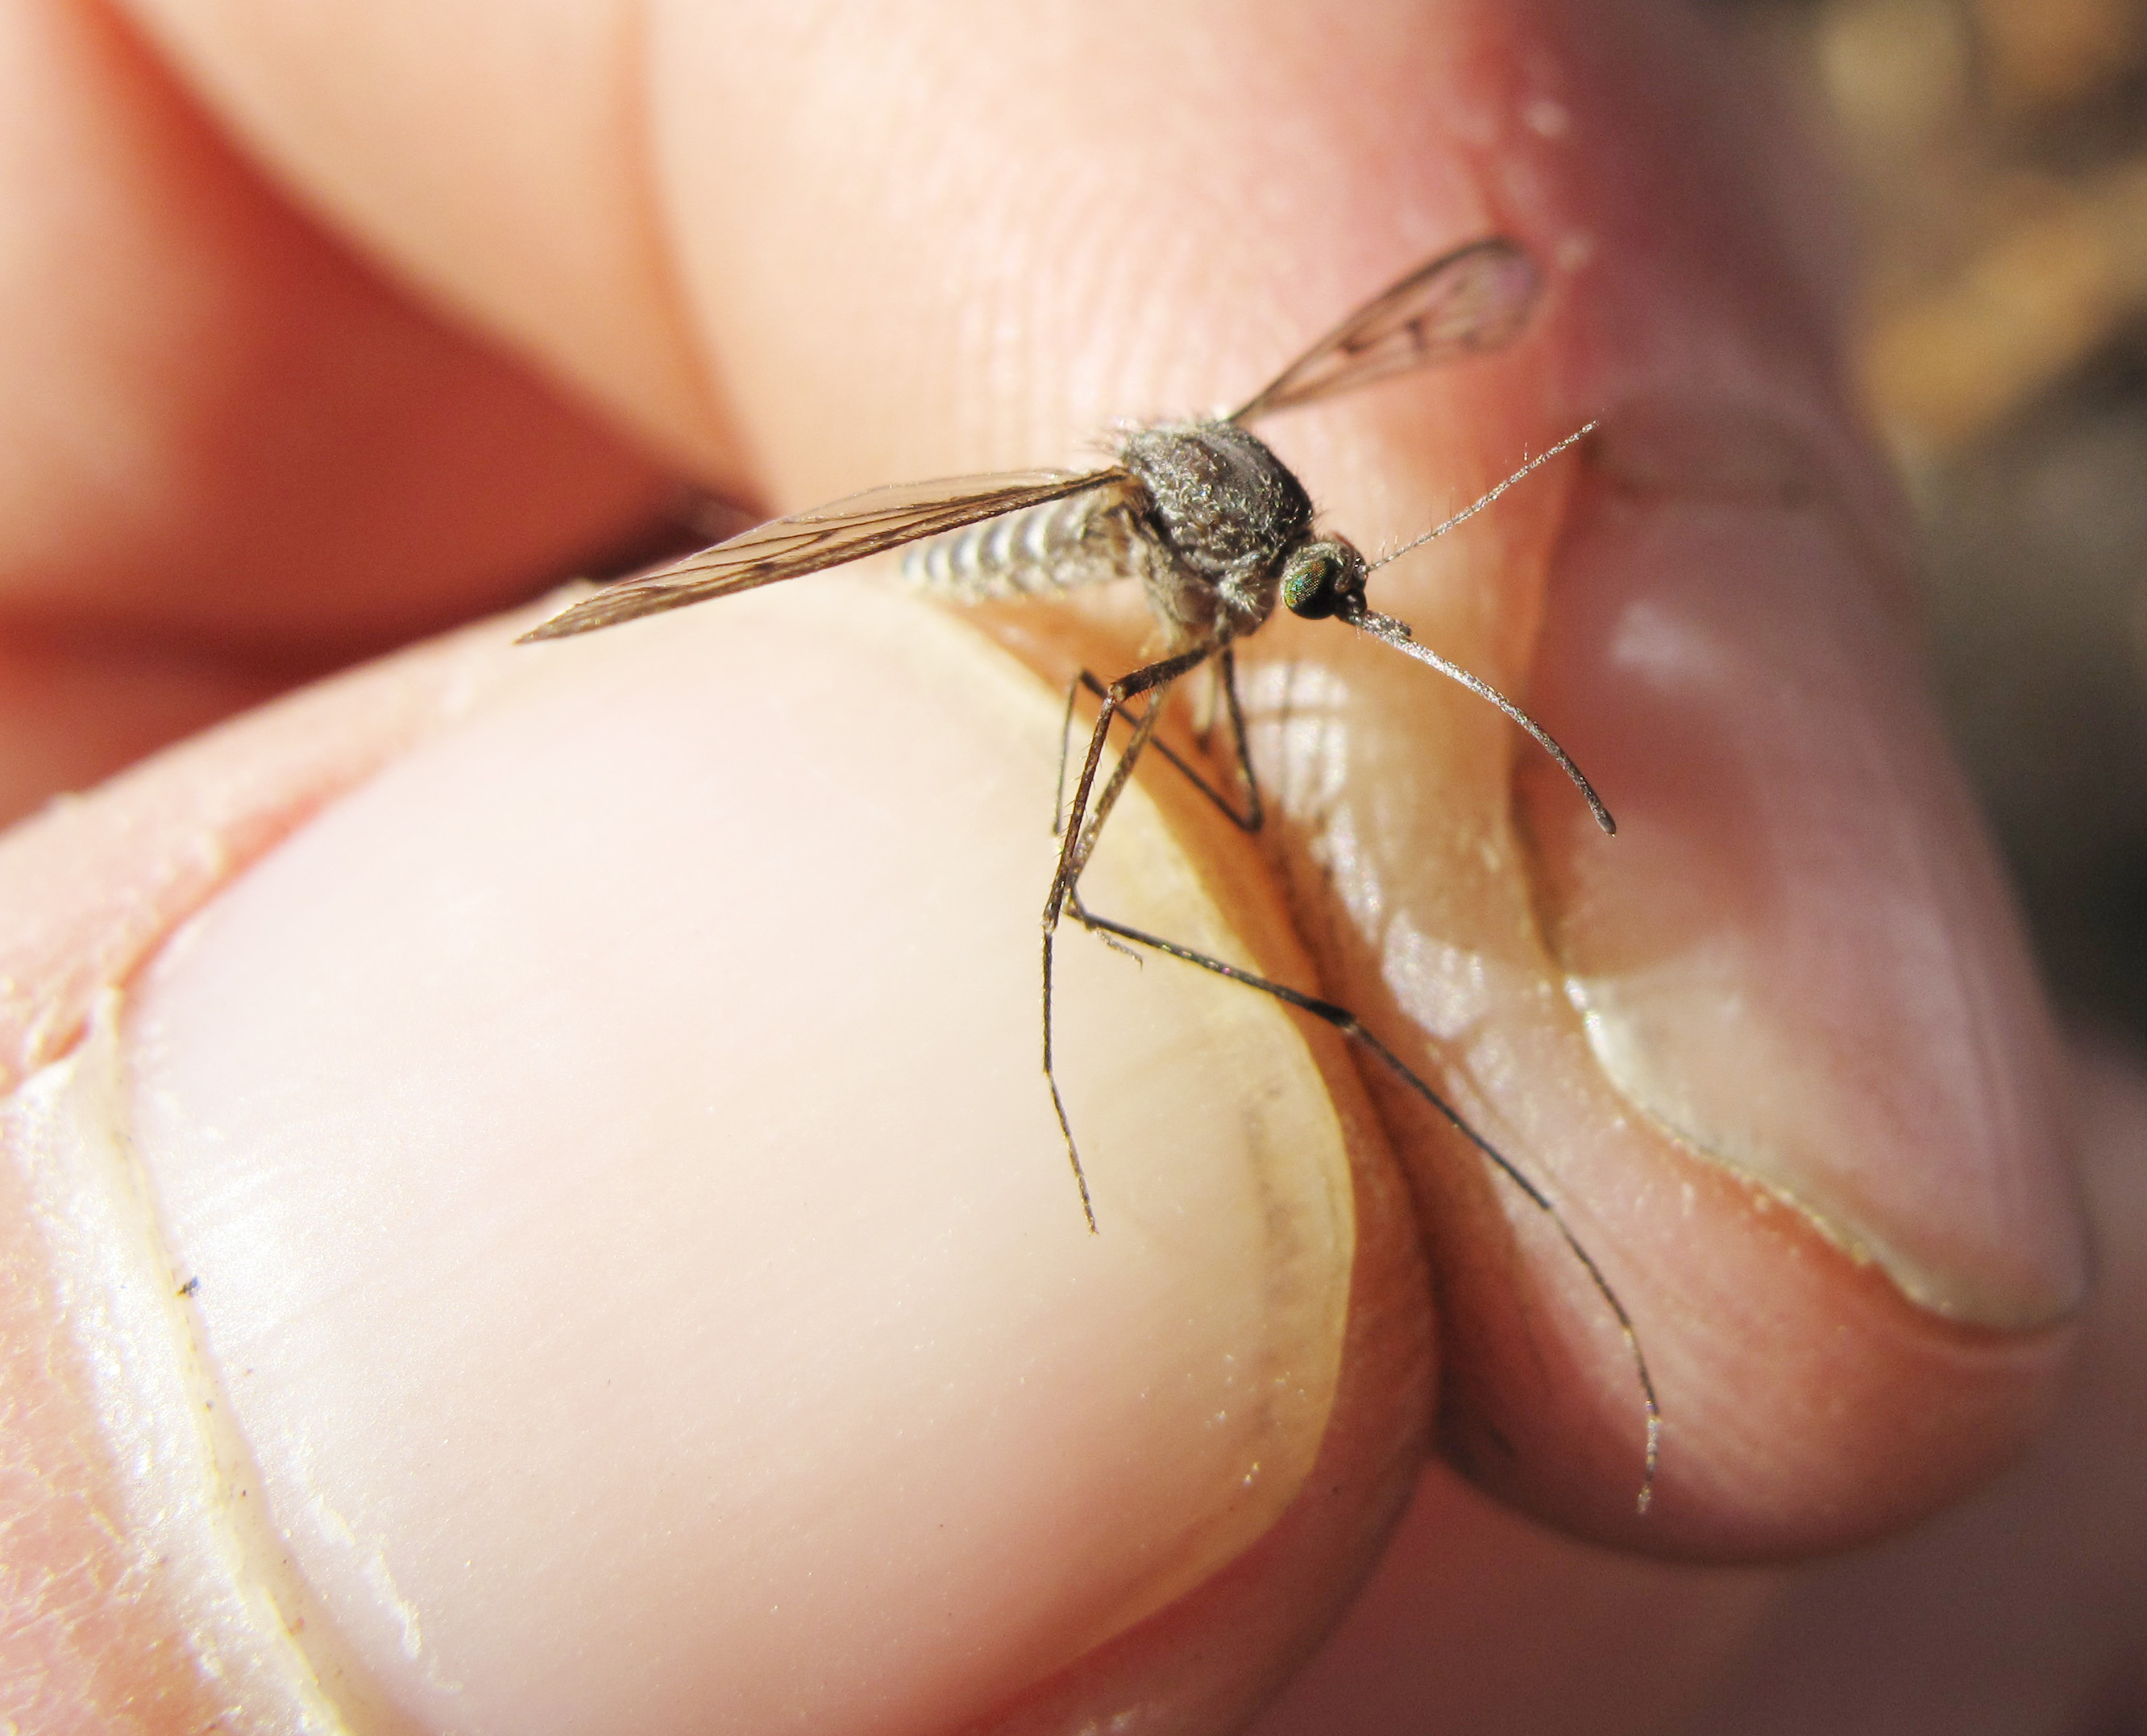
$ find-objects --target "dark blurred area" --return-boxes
[1727,0,2147,1038]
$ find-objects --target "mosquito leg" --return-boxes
[1050,679,1139,899]
[1051,686,1177,967]
[1057,669,1231,833]
[1069,683,1170,885]
[1062,883,1662,1513]
[1059,669,1263,833]
[1053,674,1083,838]
[1040,925,1098,1233]
[1040,643,1217,1232]
[1215,646,1265,833]
[1047,645,1214,928]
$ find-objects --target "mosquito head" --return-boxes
[1279,538,1368,621]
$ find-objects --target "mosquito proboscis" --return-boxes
[521,235,1659,1510]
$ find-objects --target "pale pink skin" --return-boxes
[1,2,2141,1734]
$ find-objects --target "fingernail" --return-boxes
[1524,405,2087,1330]
[114,581,1355,1730]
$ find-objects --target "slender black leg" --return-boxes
[1040,925,1097,1233]
[1041,643,1217,1233]
[1046,644,1215,928]
[1055,652,1264,836]
[1053,674,1084,838]
[1062,883,1662,1513]
[1215,646,1265,834]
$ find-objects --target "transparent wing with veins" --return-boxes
[521,235,1545,644]
[1228,236,1543,424]
[520,469,1126,641]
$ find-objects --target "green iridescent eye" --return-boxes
[1281,545,1348,618]
[1279,545,1365,626]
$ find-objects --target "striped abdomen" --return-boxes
[903,485,1153,603]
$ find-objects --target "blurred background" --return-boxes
[1729,0,2147,1040]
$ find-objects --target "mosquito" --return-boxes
[521,235,1660,1507]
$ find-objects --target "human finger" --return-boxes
[4,0,2092,1729]
[0,0,683,819]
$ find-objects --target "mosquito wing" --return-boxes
[1228,236,1543,425]
[520,468,1127,641]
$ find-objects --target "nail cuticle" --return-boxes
[1561,965,2079,1331]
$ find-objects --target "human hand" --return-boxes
[0,2,2100,1732]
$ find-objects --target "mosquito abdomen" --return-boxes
[903,491,1149,602]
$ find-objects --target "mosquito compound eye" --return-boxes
[1281,542,1363,619]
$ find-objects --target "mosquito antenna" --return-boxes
[1320,420,1611,833]
[1335,596,1615,834]
[1367,422,1597,575]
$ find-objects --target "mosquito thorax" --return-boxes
[1114,420,1316,642]
[1117,422,1312,571]
[1279,538,1368,620]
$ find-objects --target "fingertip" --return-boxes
[1505,405,2083,1555]
[14,583,1405,1732]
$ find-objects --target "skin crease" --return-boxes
[0,0,2139,1733]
